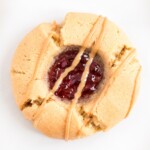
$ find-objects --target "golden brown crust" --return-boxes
[11,12,141,140]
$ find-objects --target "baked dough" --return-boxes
[11,12,141,140]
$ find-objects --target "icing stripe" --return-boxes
[90,50,136,112]
[125,66,141,117]
[22,23,58,108]
[64,18,106,140]
[22,34,53,110]
[77,49,136,137]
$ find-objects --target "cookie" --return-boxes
[11,12,141,140]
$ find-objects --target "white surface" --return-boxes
[0,0,150,150]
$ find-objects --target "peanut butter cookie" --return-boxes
[11,12,141,140]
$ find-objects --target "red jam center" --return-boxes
[48,46,104,101]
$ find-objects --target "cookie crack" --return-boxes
[11,69,25,75]
[50,22,62,47]
[21,97,44,110]
[79,106,102,131]
[111,45,134,67]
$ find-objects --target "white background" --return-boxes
[0,0,150,150]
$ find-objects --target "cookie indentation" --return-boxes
[48,46,104,101]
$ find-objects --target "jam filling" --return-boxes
[48,46,104,101]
